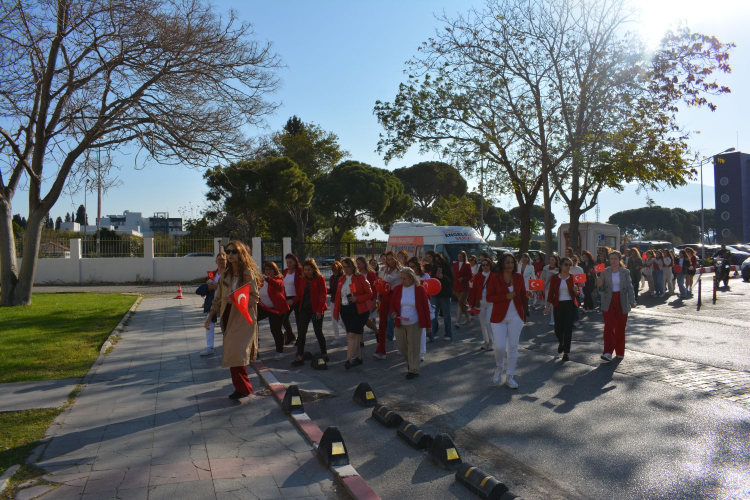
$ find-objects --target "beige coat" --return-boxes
[210,268,259,368]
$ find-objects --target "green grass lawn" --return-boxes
[0,294,137,383]
[0,408,61,476]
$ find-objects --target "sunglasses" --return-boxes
[225,249,238,255]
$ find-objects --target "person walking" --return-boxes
[333,257,374,370]
[675,250,690,298]
[541,254,560,325]
[652,250,665,297]
[685,247,698,292]
[328,261,345,347]
[397,249,409,267]
[258,261,290,361]
[390,267,432,379]
[626,248,643,304]
[430,253,454,341]
[569,255,585,327]
[205,241,261,399]
[581,251,597,312]
[408,257,430,360]
[531,253,546,310]
[453,251,473,328]
[486,253,528,389]
[518,253,535,322]
[643,250,656,296]
[290,259,329,367]
[469,255,479,275]
[597,251,636,362]
[282,254,302,345]
[375,251,401,359]
[544,257,578,362]
[356,257,379,334]
[662,250,674,295]
[468,257,495,350]
[200,251,227,356]
[423,250,437,277]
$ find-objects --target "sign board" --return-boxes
[598,234,605,244]
[441,228,484,244]
[388,236,424,246]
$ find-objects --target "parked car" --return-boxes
[742,256,750,282]
[184,252,214,257]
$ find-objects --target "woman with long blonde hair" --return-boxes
[206,241,263,399]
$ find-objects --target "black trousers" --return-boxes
[296,306,327,358]
[258,307,285,353]
[632,276,640,302]
[283,295,297,342]
[583,282,596,310]
[553,300,577,354]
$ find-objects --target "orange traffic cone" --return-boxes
[174,283,184,299]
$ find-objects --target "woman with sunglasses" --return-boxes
[205,241,262,399]
[257,261,290,361]
[596,251,636,362]
[468,257,495,350]
[282,254,302,345]
[486,253,529,389]
[333,257,374,369]
[291,259,329,367]
[469,255,479,275]
[544,257,577,362]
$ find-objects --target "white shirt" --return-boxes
[259,280,272,308]
[340,275,352,306]
[505,284,520,320]
[284,271,296,296]
[558,276,572,301]
[612,272,620,292]
[471,264,479,275]
[399,285,418,325]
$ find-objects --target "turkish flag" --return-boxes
[229,283,254,325]
[573,273,586,283]
[349,281,357,293]
[528,279,544,291]
[594,263,606,273]
[207,270,217,281]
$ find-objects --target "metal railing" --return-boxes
[154,237,214,257]
[82,237,144,258]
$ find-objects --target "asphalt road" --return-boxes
[256,274,750,500]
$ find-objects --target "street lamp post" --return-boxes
[700,147,735,263]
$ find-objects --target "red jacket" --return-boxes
[293,276,328,314]
[285,267,302,296]
[452,261,473,293]
[259,276,290,315]
[365,271,378,301]
[468,272,494,307]
[389,284,432,329]
[546,273,579,307]
[333,274,373,319]
[486,272,527,322]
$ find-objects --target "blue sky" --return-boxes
[14,0,749,239]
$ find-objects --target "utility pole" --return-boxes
[97,148,102,256]
[479,142,490,237]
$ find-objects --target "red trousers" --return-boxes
[229,366,253,395]
[602,292,628,356]
[376,294,392,355]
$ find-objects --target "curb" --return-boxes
[250,360,381,500]
[0,465,20,495]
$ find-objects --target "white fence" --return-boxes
[21,237,291,285]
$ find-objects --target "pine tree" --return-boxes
[55,216,62,230]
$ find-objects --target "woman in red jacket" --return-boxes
[468,257,495,350]
[290,258,328,367]
[258,262,291,361]
[544,257,578,362]
[486,253,528,389]
[390,268,431,379]
[333,257,374,370]
[453,251,474,328]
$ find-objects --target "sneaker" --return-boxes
[274,352,284,360]
[505,375,519,389]
[373,353,386,360]
[443,336,451,341]
[615,355,624,359]
[199,347,215,356]
[329,338,341,347]
[344,360,352,370]
[561,353,569,362]
[601,353,612,362]
[228,392,249,399]
[291,358,304,367]
[479,343,487,351]
[492,368,504,384]
[352,357,363,366]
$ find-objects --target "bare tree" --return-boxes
[0,0,281,305]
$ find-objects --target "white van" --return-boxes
[386,222,496,262]
[557,222,620,256]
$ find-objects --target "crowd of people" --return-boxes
[197,241,665,398]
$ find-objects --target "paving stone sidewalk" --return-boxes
[26,295,341,500]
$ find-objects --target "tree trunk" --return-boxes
[517,202,531,254]
[542,169,554,258]
[295,208,307,260]
[568,205,581,254]
[0,204,44,306]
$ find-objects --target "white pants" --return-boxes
[328,298,344,340]
[420,328,426,357]
[491,315,524,375]
[478,300,494,344]
[663,268,674,294]
[205,314,215,348]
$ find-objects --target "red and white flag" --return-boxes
[594,263,606,274]
[573,273,586,283]
[229,283,254,325]
[207,270,217,281]
[528,279,545,291]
